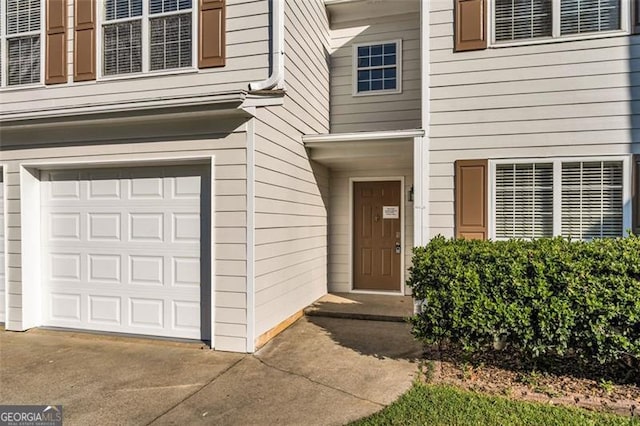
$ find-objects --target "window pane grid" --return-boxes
[105,0,142,21]
[102,0,193,76]
[356,42,398,93]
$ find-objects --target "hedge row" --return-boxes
[408,235,640,367]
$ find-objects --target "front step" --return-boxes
[304,293,414,323]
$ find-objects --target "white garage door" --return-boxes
[0,173,5,323]
[40,165,209,340]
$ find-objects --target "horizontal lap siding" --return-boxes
[1,0,269,119]
[428,2,640,238]
[330,14,421,133]
[252,0,330,338]
[0,133,248,352]
[328,169,414,294]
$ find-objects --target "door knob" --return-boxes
[395,242,401,254]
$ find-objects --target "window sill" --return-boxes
[0,82,45,92]
[96,67,199,83]
[489,29,630,49]
[352,88,402,97]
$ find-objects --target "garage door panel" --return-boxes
[88,295,121,324]
[41,166,207,340]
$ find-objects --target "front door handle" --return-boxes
[395,242,401,254]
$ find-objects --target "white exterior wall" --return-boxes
[330,13,421,133]
[0,124,249,352]
[328,168,414,295]
[428,0,640,238]
[252,0,330,339]
[0,0,269,120]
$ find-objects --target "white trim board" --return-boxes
[348,176,406,296]
[1,165,7,324]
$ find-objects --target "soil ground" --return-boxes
[421,345,639,418]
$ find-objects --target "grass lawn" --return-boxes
[351,384,638,426]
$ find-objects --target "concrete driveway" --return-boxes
[0,317,422,425]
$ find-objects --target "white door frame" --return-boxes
[18,155,216,345]
[348,176,405,295]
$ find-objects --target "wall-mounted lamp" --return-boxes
[408,185,414,202]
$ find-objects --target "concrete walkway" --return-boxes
[0,317,422,425]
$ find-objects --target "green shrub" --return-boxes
[408,235,640,369]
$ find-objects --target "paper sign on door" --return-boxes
[382,206,399,219]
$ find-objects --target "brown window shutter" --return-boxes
[455,159,488,240]
[74,0,96,81]
[455,0,487,52]
[199,0,226,68]
[46,0,67,84]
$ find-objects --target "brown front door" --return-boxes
[353,181,402,291]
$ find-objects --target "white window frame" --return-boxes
[488,0,631,48]
[0,0,45,89]
[488,156,633,240]
[352,39,402,97]
[96,0,198,81]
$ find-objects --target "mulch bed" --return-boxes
[420,345,639,418]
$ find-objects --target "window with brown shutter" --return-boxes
[454,0,487,52]
[199,0,226,68]
[74,0,96,81]
[455,160,488,239]
[46,0,67,84]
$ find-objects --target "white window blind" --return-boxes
[149,0,192,71]
[493,0,623,42]
[561,161,623,239]
[102,0,192,77]
[495,163,554,239]
[495,0,552,41]
[4,0,41,86]
[560,0,620,35]
[103,0,143,76]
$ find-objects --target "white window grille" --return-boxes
[101,0,192,77]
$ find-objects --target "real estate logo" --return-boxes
[0,405,62,426]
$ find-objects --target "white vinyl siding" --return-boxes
[253,0,330,344]
[2,0,270,120]
[102,0,192,77]
[495,163,553,238]
[330,13,420,133]
[428,0,639,240]
[561,161,623,239]
[1,0,42,86]
[0,126,249,352]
